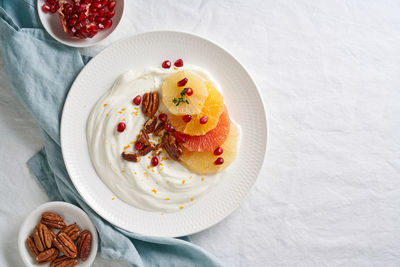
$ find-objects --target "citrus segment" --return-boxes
[161,70,208,115]
[180,107,230,152]
[169,81,224,135]
[180,124,239,174]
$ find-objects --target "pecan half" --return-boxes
[53,233,77,258]
[142,92,159,117]
[26,235,39,257]
[122,151,140,162]
[162,132,183,161]
[41,212,66,229]
[137,130,149,144]
[78,230,92,261]
[153,121,166,136]
[33,223,52,252]
[50,256,78,267]
[36,248,59,264]
[59,224,80,241]
[138,144,154,156]
[153,143,163,156]
[144,116,157,133]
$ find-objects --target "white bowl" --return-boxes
[18,201,98,267]
[37,0,124,47]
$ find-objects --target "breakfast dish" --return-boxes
[87,59,240,212]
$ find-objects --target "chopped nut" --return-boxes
[138,144,154,156]
[153,143,163,156]
[122,151,140,162]
[153,121,166,136]
[144,116,157,134]
[162,132,182,161]
[142,92,159,117]
[137,130,149,144]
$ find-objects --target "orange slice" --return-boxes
[180,124,239,174]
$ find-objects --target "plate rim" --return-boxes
[60,30,268,237]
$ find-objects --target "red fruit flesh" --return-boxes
[58,0,116,40]
[214,157,224,165]
[162,60,171,69]
[158,113,167,122]
[135,142,142,150]
[182,115,192,123]
[185,87,193,96]
[117,122,126,132]
[199,116,208,124]
[42,4,51,13]
[133,95,141,105]
[151,157,159,167]
[177,78,188,87]
[214,147,223,155]
[174,59,184,67]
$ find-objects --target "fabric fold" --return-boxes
[1,1,223,266]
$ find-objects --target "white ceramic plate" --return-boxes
[37,0,124,47]
[18,202,98,267]
[61,31,267,237]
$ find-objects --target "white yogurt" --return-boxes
[86,66,223,212]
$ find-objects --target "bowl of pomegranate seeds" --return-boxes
[38,0,124,47]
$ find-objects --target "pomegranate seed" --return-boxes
[75,22,83,31]
[105,10,115,18]
[214,157,224,165]
[133,95,141,105]
[41,4,51,12]
[50,4,57,13]
[199,116,208,124]
[95,16,105,22]
[97,22,105,29]
[175,134,186,143]
[117,122,126,132]
[158,113,167,122]
[87,25,98,35]
[162,60,171,69]
[45,0,56,5]
[97,8,105,17]
[77,3,87,12]
[214,147,223,155]
[102,0,109,7]
[88,15,95,22]
[69,26,77,35]
[67,18,77,27]
[185,88,193,96]
[104,19,112,29]
[89,6,98,13]
[182,115,192,123]
[78,13,86,22]
[92,2,102,8]
[135,142,142,150]
[165,124,175,132]
[177,78,188,87]
[174,59,184,67]
[151,156,159,167]
[63,4,73,14]
[108,1,116,10]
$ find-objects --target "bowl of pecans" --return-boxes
[18,201,98,267]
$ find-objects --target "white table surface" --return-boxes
[2,0,400,266]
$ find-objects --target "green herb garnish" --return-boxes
[172,88,190,106]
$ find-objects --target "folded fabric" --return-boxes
[0,1,223,266]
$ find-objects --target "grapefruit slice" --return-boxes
[180,106,230,152]
[180,124,240,174]
[161,70,208,115]
[169,81,224,135]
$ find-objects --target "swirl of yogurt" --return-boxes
[86,66,223,212]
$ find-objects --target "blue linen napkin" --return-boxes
[0,1,223,266]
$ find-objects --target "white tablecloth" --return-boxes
[2,0,400,266]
